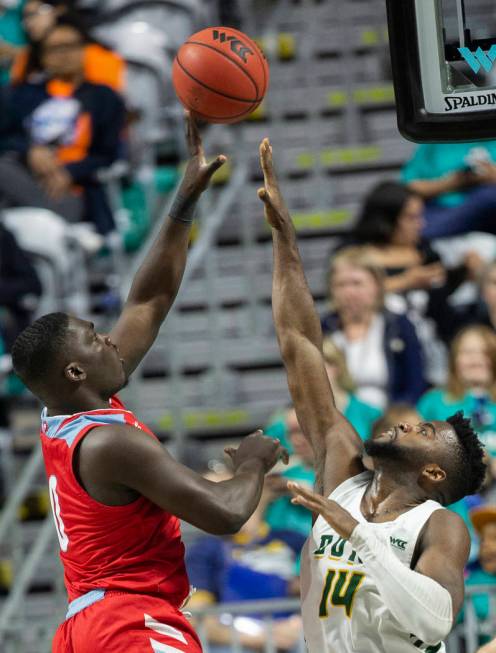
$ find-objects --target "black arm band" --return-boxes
[169,192,198,223]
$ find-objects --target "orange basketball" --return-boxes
[172,27,269,124]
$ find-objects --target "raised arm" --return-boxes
[109,114,225,377]
[258,139,364,496]
[77,426,288,535]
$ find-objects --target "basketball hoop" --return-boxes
[387,0,496,142]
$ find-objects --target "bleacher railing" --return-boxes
[1,589,496,652]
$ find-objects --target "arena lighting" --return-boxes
[386,0,496,142]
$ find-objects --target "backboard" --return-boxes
[386,0,496,142]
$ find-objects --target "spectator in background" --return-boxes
[445,261,496,341]
[264,407,315,538]
[461,506,496,649]
[470,262,496,331]
[348,181,486,383]
[351,181,480,302]
[321,246,425,410]
[0,219,41,431]
[401,141,496,239]
[0,220,41,351]
[10,0,125,92]
[0,18,125,235]
[265,340,381,452]
[186,469,304,653]
[418,325,496,471]
[0,0,25,86]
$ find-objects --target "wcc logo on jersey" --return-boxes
[458,45,496,74]
[212,30,254,63]
[390,536,407,550]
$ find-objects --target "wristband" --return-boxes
[169,192,198,223]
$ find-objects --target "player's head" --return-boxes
[363,411,486,505]
[354,181,424,248]
[11,312,127,405]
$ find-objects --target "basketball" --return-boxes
[172,27,269,124]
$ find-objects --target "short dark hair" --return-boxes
[353,181,420,245]
[11,312,70,386]
[445,411,487,503]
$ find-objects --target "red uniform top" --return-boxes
[40,396,190,606]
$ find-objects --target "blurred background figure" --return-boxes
[264,407,315,539]
[321,246,426,410]
[402,141,496,240]
[0,0,24,86]
[0,219,41,353]
[265,339,381,451]
[463,506,496,650]
[9,0,125,92]
[418,326,496,471]
[186,468,304,653]
[0,17,125,236]
[348,181,487,382]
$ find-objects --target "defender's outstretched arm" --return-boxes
[259,139,363,495]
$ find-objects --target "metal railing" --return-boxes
[3,589,494,653]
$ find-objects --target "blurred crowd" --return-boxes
[2,1,496,651]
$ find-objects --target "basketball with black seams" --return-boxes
[172,27,270,124]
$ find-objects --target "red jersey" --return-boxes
[40,396,190,607]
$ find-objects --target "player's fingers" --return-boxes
[258,188,275,208]
[224,446,236,460]
[184,110,194,154]
[287,481,323,503]
[186,111,203,157]
[260,138,275,178]
[291,495,321,513]
[205,155,227,177]
[278,446,290,465]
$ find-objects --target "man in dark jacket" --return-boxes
[0,18,125,234]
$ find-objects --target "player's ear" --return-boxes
[421,464,446,484]
[64,362,87,383]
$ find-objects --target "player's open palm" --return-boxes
[288,482,359,539]
[180,111,226,197]
[225,429,289,474]
[258,138,290,230]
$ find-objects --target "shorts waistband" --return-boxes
[66,586,195,620]
[66,589,106,620]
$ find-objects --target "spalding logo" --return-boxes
[212,29,254,63]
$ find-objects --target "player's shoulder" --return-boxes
[422,507,470,550]
[78,422,153,463]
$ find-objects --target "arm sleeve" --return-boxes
[349,522,453,645]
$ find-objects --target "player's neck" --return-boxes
[46,394,111,417]
[362,470,426,520]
